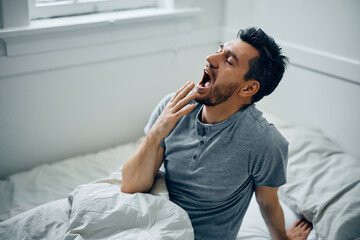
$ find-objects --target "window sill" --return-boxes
[0,7,202,57]
[0,6,216,78]
[0,8,201,38]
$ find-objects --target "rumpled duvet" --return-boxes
[0,173,194,240]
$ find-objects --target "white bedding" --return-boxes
[0,171,194,239]
[0,138,143,221]
[264,112,360,240]
[1,111,359,239]
[237,195,319,240]
[277,126,360,239]
[66,182,192,239]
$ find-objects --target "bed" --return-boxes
[0,109,359,240]
[0,138,194,239]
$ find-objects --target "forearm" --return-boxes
[121,132,163,193]
[259,201,287,240]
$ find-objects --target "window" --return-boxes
[29,0,158,20]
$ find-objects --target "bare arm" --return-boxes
[255,186,288,240]
[121,134,165,193]
[255,186,312,240]
[121,82,197,193]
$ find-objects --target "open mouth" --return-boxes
[199,69,212,88]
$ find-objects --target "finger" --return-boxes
[293,219,302,227]
[305,226,312,234]
[171,82,191,103]
[172,82,195,104]
[173,92,196,113]
[300,220,310,231]
[174,103,195,118]
[299,221,306,228]
[173,82,195,104]
[305,221,313,230]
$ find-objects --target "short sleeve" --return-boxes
[144,93,174,148]
[249,127,288,187]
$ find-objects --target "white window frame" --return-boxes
[0,0,202,78]
[29,0,158,20]
[0,0,185,28]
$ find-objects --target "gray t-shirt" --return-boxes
[145,93,288,240]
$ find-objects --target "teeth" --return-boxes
[200,68,211,87]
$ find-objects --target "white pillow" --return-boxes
[278,125,360,240]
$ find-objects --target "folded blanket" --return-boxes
[0,172,194,240]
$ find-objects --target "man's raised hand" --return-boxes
[149,82,196,141]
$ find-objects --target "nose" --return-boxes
[206,53,219,69]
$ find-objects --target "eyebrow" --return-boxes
[219,43,239,65]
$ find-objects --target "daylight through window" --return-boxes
[30,0,157,19]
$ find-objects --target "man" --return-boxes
[121,27,312,240]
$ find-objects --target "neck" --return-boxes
[201,100,250,124]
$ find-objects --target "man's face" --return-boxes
[195,39,259,106]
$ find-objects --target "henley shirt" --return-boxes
[144,93,288,240]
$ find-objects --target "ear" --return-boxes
[238,80,260,98]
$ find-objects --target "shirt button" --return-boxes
[193,155,198,160]
[199,140,204,146]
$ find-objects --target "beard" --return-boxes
[195,82,240,106]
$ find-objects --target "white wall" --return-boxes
[0,0,223,179]
[223,0,360,60]
[223,0,360,158]
[1,0,359,179]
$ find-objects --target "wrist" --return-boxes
[146,129,164,146]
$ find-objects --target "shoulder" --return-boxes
[244,105,288,148]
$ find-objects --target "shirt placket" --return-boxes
[191,125,210,167]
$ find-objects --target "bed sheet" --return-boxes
[0,138,143,221]
[237,195,320,240]
[0,172,194,240]
[261,110,359,240]
[0,111,340,240]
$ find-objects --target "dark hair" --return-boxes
[237,27,289,102]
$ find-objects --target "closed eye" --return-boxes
[216,46,234,66]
